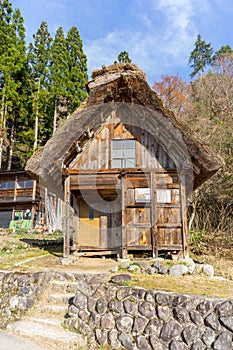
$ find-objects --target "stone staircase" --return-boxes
[6,272,87,350]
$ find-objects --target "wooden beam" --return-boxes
[72,194,79,250]
[76,250,118,257]
[32,180,37,201]
[100,214,108,248]
[121,174,128,258]
[63,176,70,258]
[150,172,158,257]
[180,173,188,257]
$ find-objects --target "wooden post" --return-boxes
[63,176,70,258]
[44,187,48,230]
[31,205,36,226]
[32,180,37,201]
[121,174,128,258]
[14,174,17,202]
[31,180,37,228]
[150,172,158,257]
[72,195,79,250]
[100,215,108,248]
[180,173,188,257]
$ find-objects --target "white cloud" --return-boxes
[85,0,200,83]
[45,0,66,10]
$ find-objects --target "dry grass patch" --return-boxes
[0,247,50,271]
[130,274,233,299]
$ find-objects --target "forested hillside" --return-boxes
[153,35,233,238]
[0,0,88,170]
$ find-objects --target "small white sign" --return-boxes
[157,189,172,203]
[135,188,151,203]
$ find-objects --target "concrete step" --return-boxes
[6,318,85,349]
[23,317,62,326]
[49,280,78,294]
[36,304,68,315]
[52,272,77,282]
[45,292,74,305]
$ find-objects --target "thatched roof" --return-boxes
[26,63,223,197]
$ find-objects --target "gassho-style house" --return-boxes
[26,63,223,259]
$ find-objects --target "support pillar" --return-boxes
[180,173,188,257]
[150,172,158,258]
[121,174,128,259]
[63,176,70,258]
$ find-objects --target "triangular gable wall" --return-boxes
[69,120,176,171]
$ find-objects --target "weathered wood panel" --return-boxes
[157,207,181,224]
[126,227,151,246]
[0,189,34,202]
[70,123,177,171]
[126,207,150,224]
[70,173,120,190]
[157,227,182,246]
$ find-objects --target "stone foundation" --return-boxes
[1,270,232,349]
[0,271,51,328]
[65,278,233,350]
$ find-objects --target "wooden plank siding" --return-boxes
[68,122,187,256]
[69,124,176,172]
[0,171,45,230]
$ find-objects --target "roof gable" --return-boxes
[26,63,223,198]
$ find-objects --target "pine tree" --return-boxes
[28,21,52,148]
[189,34,214,79]
[0,1,29,169]
[117,51,132,63]
[212,45,233,71]
[0,0,13,168]
[66,26,88,113]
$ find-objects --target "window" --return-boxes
[13,210,31,220]
[17,180,34,189]
[89,206,95,220]
[112,139,136,168]
[0,181,15,190]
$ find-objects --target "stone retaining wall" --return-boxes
[0,271,50,328]
[0,270,232,349]
[65,279,233,350]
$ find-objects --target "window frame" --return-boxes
[0,181,15,190]
[17,180,34,189]
[111,138,136,169]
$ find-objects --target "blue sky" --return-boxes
[10,0,233,85]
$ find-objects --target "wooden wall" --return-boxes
[70,123,176,171]
[69,122,186,255]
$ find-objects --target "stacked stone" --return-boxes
[0,271,50,328]
[66,278,233,350]
[117,258,215,278]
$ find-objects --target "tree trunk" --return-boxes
[0,94,5,169]
[0,95,7,169]
[53,98,57,135]
[33,78,40,150]
[34,108,39,150]
[7,123,14,171]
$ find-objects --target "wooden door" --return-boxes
[122,172,183,254]
[79,201,100,247]
[124,173,152,249]
[78,197,122,250]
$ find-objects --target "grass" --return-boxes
[0,246,50,271]
[130,274,233,299]
[0,229,232,299]
[0,231,63,271]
